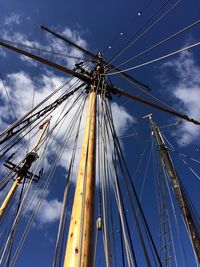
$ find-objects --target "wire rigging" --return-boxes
[28,28,44,150]
[0,77,75,140]
[115,18,200,69]
[7,93,88,266]
[0,80,84,148]
[0,0,200,264]
[0,38,86,61]
[106,40,200,75]
[0,73,17,121]
[95,86,162,266]
[52,96,87,267]
[101,0,153,53]
[106,0,182,66]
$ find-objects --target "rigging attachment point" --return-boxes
[96,217,102,231]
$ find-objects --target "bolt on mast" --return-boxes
[149,114,200,263]
[0,119,50,220]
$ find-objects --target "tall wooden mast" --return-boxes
[149,115,200,262]
[1,31,200,266]
[64,87,97,267]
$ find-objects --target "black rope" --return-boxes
[4,177,27,267]
[101,0,153,53]
[8,94,88,267]
[0,77,79,143]
[53,95,87,267]
[107,0,180,65]
[0,84,84,157]
[104,98,162,266]
[0,72,17,121]
[119,214,125,267]
[98,93,138,266]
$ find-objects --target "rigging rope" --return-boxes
[106,40,200,75]
[9,93,88,267]
[53,96,87,267]
[164,166,190,267]
[106,0,182,66]
[28,28,44,150]
[0,77,77,142]
[0,38,86,61]
[98,92,160,266]
[0,73,17,121]
[115,18,200,69]
[101,0,153,53]
[97,93,136,266]
[0,91,87,265]
[104,99,163,266]
[0,81,84,151]
[131,142,153,238]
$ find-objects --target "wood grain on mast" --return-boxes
[64,89,96,267]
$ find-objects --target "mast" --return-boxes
[156,152,175,266]
[149,115,200,262]
[1,26,200,265]
[0,119,50,220]
[63,87,96,267]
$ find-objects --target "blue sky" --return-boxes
[0,0,200,266]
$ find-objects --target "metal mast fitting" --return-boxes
[40,25,150,91]
[64,87,97,267]
[149,115,200,262]
[0,119,50,220]
[0,40,92,84]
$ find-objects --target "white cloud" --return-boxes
[0,24,135,226]
[4,13,21,26]
[0,71,69,225]
[21,187,62,225]
[111,102,134,136]
[0,27,86,67]
[0,47,6,57]
[1,71,65,118]
[38,198,62,224]
[0,69,135,224]
[162,50,200,145]
[31,194,62,225]
[0,68,135,165]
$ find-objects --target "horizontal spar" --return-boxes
[41,25,150,91]
[0,40,92,84]
[111,87,200,125]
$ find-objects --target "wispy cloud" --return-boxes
[162,50,200,145]
[0,24,135,226]
[0,48,6,57]
[25,189,62,225]
[4,13,21,26]
[0,72,135,225]
[111,103,134,135]
[38,198,62,224]
[0,27,87,67]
